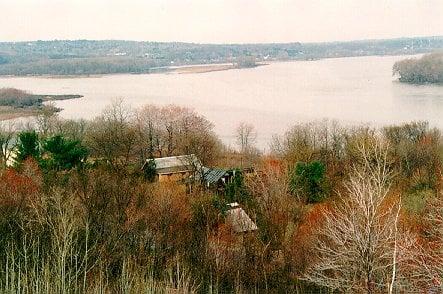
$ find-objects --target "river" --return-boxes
[0,55,442,149]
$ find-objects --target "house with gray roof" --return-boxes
[143,154,202,182]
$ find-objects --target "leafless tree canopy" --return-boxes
[235,122,257,154]
[136,104,221,164]
[303,138,414,293]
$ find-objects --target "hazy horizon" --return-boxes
[1,0,442,44]
[1,35,442,45]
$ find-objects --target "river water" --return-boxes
[0,55,442,149]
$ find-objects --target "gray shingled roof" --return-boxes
[149,154,202,175]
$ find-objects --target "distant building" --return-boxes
[143,154,202,182]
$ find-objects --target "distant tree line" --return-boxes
[0,37,442,75]
[393,52,443,84]
[0,57,167,76]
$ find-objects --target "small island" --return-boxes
[393,52,443,84]
[0,88,83,120]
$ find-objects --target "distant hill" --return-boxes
[393,52,443,84]
[0,36,442,76]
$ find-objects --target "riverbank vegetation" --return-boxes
[393,52,443,84]
[1,102,443,292]
[0,87,82,120]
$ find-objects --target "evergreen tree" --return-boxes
[15,131,40,164]
[42,135,88,170]
[290,161,327,203]
[143,158,157,182]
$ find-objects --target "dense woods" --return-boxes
[0,37,441,76]
[393,52,443,84]
[1,102,443,292]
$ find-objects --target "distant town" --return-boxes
[0,36,442,76]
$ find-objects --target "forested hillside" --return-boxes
[1,101,443,292]
[0,36,442,75]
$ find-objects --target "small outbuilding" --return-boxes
[225,202,258,234]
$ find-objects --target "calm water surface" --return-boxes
[1,55,442,148]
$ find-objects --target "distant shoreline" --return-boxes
[0,52,427,79]
[0,63,267,78]
[0,37,440,77]
[169,63,267,74]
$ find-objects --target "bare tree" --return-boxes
[85,99,138,169]
[236,122,256,153]
[136,104,220,164]
[402,196,443,292]
[235,122,258,167]
[135,105,163,159]
[303,138,412,293]
[0,121,16,169]
[35,102,60,138]
[54,119,89,142]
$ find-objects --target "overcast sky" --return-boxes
[1,0,442,43]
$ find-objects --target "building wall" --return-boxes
[158,171,193,182]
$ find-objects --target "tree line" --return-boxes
[1,103,443,292]
[393,52,443,84]
[1,37,442,76]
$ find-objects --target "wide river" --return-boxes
[1,55,442,149]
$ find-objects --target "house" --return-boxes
[142,154,255,194]
[143,154,202,182]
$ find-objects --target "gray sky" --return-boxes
[1,0,442,43]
